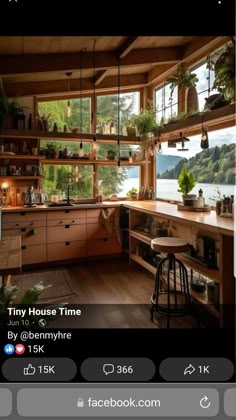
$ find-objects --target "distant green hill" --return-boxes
[159,143,235,184]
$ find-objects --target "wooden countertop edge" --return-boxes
[2,200,233,236]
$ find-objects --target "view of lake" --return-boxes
[120,178,235,204]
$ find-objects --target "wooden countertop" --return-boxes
[1,200,233,235]
[124,201,234,236]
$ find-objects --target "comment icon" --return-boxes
[103,363,115,376]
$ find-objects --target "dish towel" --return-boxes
[99,208,121,245]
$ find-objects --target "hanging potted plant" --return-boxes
[177,162,196,205]
[208,40,235,104]
[167,64,199,113]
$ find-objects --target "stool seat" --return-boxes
[151,237,189,254]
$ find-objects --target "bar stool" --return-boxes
[150,237,191,328]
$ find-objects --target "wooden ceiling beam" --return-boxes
[147,36,230,87]
[118,36,140,58]
[95,70,108,86]
[4,74,147,97]
[0,47,183,77]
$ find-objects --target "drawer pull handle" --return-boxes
[65,225,70,229]
[15,223,19,227]
[20,212,26,216]
[21,245,27,250]
[72,220,75,223]
[59,221,63,224]
[103,238,108,242]
[65,210,70,214]
[65,242,70,246]
[21,228,26,232]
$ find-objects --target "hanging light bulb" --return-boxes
[79,140,84,157]
[92,134,98,150]
[117,160,123,174]
[65,72,72,118]
[67,100,72,118]
[201,128,209,149]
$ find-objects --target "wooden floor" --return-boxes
[20,257,198,328]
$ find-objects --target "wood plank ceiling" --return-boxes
[0,36,230,97]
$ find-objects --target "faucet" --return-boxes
[66,183,73,204]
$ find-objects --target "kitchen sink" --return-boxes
[46,202,76,207]
[45,202,103,207]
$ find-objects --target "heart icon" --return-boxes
[15,344,25,355]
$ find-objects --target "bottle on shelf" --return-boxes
[198,189,204,207]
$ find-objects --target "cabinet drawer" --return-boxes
[87,238,121,256]
[87,222,114,239]
[47,224,86,243]
[47,210,86,220]
[47,241,86,261]
[2,211,47,223]
[86,207,117,220]
[47,218,86,227]
[3,220,46,230]
[21,244,47,265]
[2,227,46,246]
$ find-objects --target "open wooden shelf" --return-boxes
[42,159,143,166]
[0,176,44,180]
[0,129,141,145]
[0,154,46,160]
[130,253,156,275]
[130,229,220,282]
[130,254,219,317]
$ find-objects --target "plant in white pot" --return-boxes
[177,163,196,205]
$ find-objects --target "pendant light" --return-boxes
[117,56,122,174]
[177,132,189,151]
[79,50,84,158]
[92,39,98,151]
[65,72,72,118]
[200,115,209,149]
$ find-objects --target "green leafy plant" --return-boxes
[130,101,157,135]
[0,282,62,328]
[167,65,199,100]
[127,187,138,199]
[177,163,196,195]
[208,41,235,103]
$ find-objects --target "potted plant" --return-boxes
[131,101,157,136]
[208,41,235,104]
[127,187,138,200]
[167,64,199,113]
[177,163,196,205]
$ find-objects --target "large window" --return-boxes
[96,92,140,134]
[156,126,235,204]
[98,165,140,198]
[38,98,91,133]
[43,164,93,199]
[190,60,218,112]
[155,83,178,124]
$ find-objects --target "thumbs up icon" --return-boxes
[23,364,36,376]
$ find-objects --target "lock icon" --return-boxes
[77,398,84,408]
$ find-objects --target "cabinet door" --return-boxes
[47,224,86,243]
[47,241,86,261]
[21,244,47,265]
[87,238,121,256]
[87,222,114,239]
